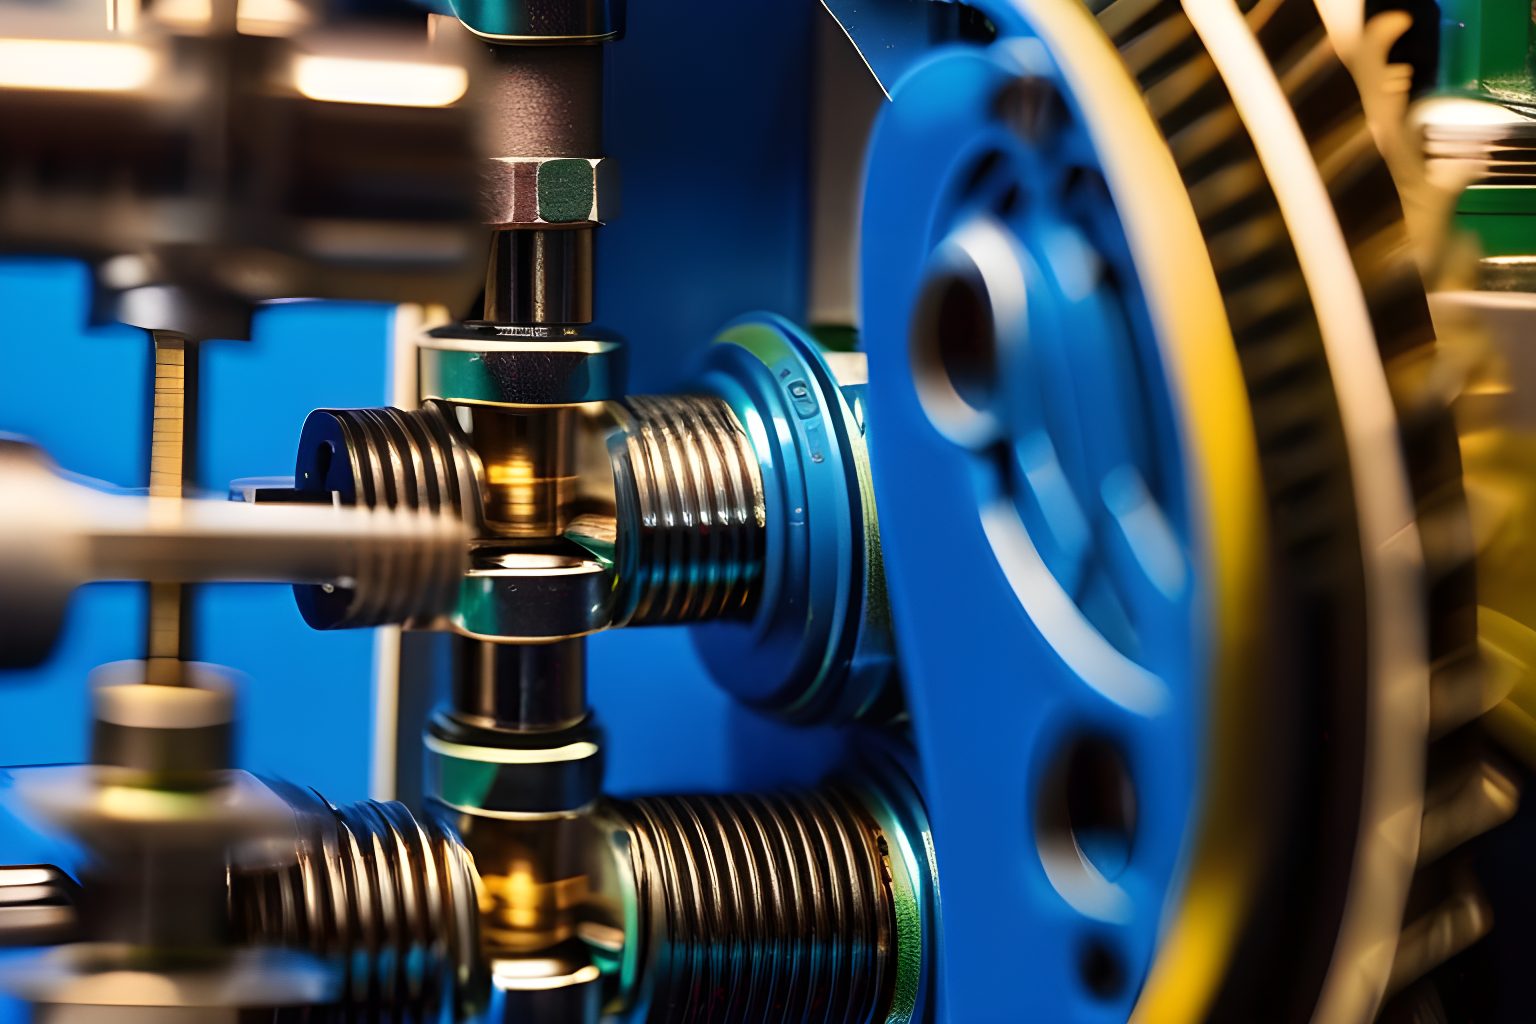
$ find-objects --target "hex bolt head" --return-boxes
[482,157,621,226]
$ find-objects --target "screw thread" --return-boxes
[617,788,897,1024]
[231,783,481,1018]
[613,394,766,626]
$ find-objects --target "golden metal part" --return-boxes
[448,807,626,1005]
[1385,871,1494,998]
[146,331,198,685]
[149,332,192,500]
[144,582,189,687]
[1459,419,1536,763]
[468,405,578,539]
[1417,755,1520,867]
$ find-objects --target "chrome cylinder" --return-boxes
[611,394,767,626]
[454,636,587,732]
[483,228,594,325]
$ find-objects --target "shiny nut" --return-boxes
[481,157,620,226]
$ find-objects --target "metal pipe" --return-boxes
[483,227,593,325]
[453,637,586,732]
[483,45,603,157]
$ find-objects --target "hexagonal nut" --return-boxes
[481,156,621,226]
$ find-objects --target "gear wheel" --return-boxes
[1089,0,1491,1018]
[858,0,1486,1020]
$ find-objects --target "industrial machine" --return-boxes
[1,0,1534,1022]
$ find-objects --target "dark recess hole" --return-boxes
[1065,737,1136,879]
[934,274,996,411]
[963,149,1004,195]
[311,441,334,489]
[997,183,1020,216]
[1080,939,1126,998]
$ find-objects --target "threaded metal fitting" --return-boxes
[610,394,766,626]
[231,781,482,1019]
[292,401,486,629]
[234,771,929,1024]
[296,400,485,531]
[617,788,898,1024]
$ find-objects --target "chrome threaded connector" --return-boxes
[296,400,486,531]
[616,788,898,1024]
[609,394,767,626]
[293,400,490,630]
[233,763,933,1024]
[231,781,483,1019]
[285,315,895,723]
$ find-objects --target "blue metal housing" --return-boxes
[690,314,895,725]
[861,35,1203,1022]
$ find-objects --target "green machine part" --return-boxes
[1439,0,1534,102]
[1440,0,1536,256]
[1457,185,1536,257]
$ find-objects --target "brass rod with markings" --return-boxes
[146,331,198,686]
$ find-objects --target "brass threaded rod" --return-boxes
[147,330,197,685]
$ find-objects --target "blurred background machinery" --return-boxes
[1,0,1536,1022]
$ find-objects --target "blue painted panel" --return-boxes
[0,258,148,489]
[195,299,396,805]
[199,300,394,490]
[589,626,845,798]
[599,0,814,395]
[196,584,376,803]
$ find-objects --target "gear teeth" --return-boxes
[1119,13,1198,76]
[1386,868,1494,999]
[1100,0,1516,1008]
[1428,643,1512,740]
[1418,756,1520,867]
[1097,0,1373,1016]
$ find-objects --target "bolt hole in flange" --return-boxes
[1079,938,1126,999]
[874,37,1203,1012]
[931,274,996,411]
[1064,736,1135,879]
[909,217,1022,449]
[1036,735,1138,922]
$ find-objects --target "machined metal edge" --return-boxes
[419,331,627,407]
[685,314,898,724]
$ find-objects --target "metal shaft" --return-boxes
[483,45,603,158]
[0,437,468,667]
[454,637,586,732]
[484,227,593,325]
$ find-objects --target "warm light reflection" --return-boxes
[0,39,155,91]
[237,0,313,36]
[293,54,467,107]
[1413,95,1534,128]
